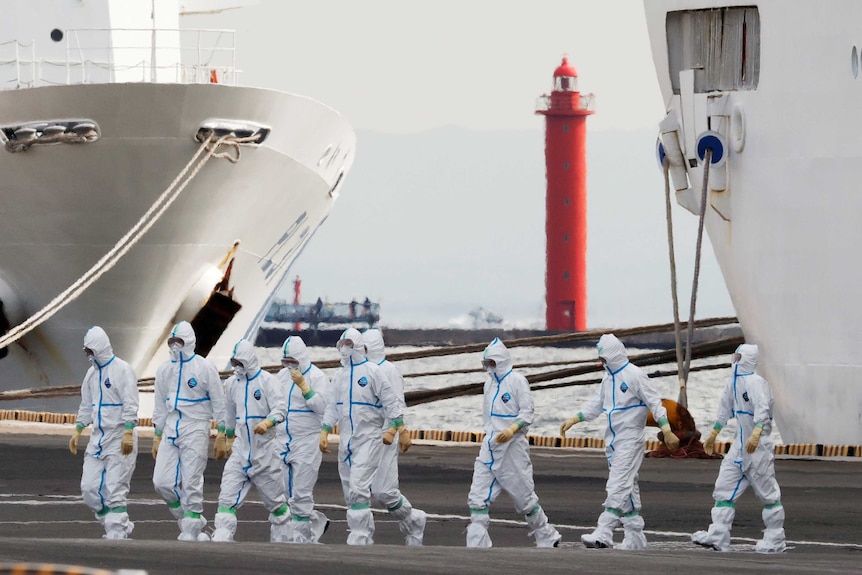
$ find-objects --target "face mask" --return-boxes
[481,359,496,374]
[87,353,96,366]
[169,342,182,360]
[732,353,741,365]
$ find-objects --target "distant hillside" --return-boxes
[285,126,733,329]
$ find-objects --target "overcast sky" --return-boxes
[183,1,735,329]
[183,0,667,133]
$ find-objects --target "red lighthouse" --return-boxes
[536,57,594,332]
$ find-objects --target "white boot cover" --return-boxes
[104,511,133,540]
[211,511,237,542]
[525,506,561,548]
[616,513,647,551]
[310,510,330,543]
[581,510,619,548]
[755,503,786,554]
[270,508,292,543]
[466,512,492,548]
[400,509,427,546]
[691,504,734,552]
[178,516,205,542]
[346,506,375,545]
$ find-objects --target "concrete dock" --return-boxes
[0,428,859,574]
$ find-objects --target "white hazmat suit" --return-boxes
[212,339,289,543]
[363,328,427,546]
[152,321,227,541]
[466,338,561,548]
[691,344,785,553]
[320,328,407,545]
[72,326,139,539]
[276,335,331,543]
[562,334,677,550]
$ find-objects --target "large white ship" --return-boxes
[0,0,355,411]
[645,1,861,445]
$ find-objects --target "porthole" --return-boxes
[50,29,63,42]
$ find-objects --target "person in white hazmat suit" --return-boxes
[319,327,413,545]
[560,333,680,550]
[211,339,290,543]
[466,337,561,548]
[152,321,228,542]
[69,326,139,539]
[691,343,786,553]
[276,335,331,543]
[362,328,427,545]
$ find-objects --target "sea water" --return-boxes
[255,344,783,445]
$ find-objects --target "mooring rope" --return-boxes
[663,158,686,407]
[681,148,713,406]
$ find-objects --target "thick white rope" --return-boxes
[681,148,713,403]
[0,133,240,350]
[662,158,686,406]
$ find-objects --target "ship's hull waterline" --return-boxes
[645,0,862,444]
[0,82,355,411]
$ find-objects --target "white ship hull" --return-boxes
[645,0,862,444]
[0,82,354,411]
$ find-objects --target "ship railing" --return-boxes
[0,28,238,89]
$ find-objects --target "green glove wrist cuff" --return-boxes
[217,424,225,433]
[577,412,584,422]
[514,420,525,430]
[226,429,235,438]
[75,422,85,432]
[267,416,278,425]
[755,422,764,429]
[713,422,724,431]
[321,425,333,433]
[302,389,316,400]
[389,418,404,429]
[124,422,135,430]
[154,428,163,437]
[658,417,669,428]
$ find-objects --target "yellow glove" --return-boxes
[319,428,331,454]
[152,430,162,460]
[398,428,412,453]
[121,427,135,456]
[495,422,522,444]
[746,425,764,454]
[253,417,276,435]
[382,419,405,445]
[213,430,227,460]
[704,426,720,456]
[291,369,311,395]
[226,431,236,456]
[660,420,680,452]
[69,423,84,455]
[560,413,583,436]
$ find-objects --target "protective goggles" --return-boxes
[281,356,299,368]
[481,359,496,370]
[167,337,184,347]
[336,339,354,351]
[229,358,244,369]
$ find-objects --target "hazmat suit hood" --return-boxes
[338,327,367,364]
[597,333,628,373]
[83,326,114,366]
[482,337,514,376]
[169,320,196,358]
[733,343,759,374]
[281,335,311,372]
[362,328,386,363]
[231,338,261,375]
